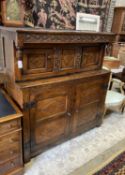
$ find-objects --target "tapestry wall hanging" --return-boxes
[0,0,112,31]
[32,0,111,31]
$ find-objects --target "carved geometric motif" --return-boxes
[28,54,46,69]
[81,47,99,67]
[20,33,114,46]
[54,48,61,72]
[61,49,75,69]
[75,47,82,68]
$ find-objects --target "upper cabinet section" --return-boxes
[0,28,115,81]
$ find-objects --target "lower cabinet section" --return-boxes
[24,72,109,159]
[0,118,23,175]
[0,157,23,175]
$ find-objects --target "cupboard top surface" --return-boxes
[16,70,110,89]
[0,27,115,35]
[0,27,115,46]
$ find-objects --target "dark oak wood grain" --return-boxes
[0,90,23,175]
[0,27,113,163]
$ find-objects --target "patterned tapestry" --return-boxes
[31,0,111,31]
[32,0,76,29]
[77,0,111,31]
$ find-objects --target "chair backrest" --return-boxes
[118,47,125,66]
[103,66,125,94]
[103,66,112,90]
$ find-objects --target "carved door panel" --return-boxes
[81,45,104,71]
[55,46,82,71]
[19,46,82,81]
[29,83,74,156]
[22,48,54,74]
[72,75,109,135]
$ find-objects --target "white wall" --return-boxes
[116,0,125,6]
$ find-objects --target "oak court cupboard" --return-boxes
[0,27,115,164]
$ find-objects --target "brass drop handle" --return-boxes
[67,112,72,117]
[10,150,14,155]
[9,138,13,143]
[11,162,15,167]
[76,109,79,113]
[47,55,52,60]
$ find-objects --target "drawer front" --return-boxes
[0,119,20,136]
[0,131,21,150]
[16,45,104,81]
[0,157,22,175]
[0,145,21,165]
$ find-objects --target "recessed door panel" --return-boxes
[81,46,104,70]
[73,75,108,134]
[35,116,68,144]
[22,49,54,74]
[36,95,67,121]
[30,83,74,155]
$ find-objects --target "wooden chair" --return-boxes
[105,90,125,113]
[103,66,125,114]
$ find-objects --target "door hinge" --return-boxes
[23,101,36,110]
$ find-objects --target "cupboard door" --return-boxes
[73,75,109,135]
[30,84,74,156]
[56,46,82,71]
[22,48,54,74]
[81,45,104,71]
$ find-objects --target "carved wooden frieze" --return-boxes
[75,47,82,69]
[54,48,61,72]
[17,32,115,47]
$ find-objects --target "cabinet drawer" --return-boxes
[0,157,22,175]
[0,119,20,135]
[0,130,21,149]
[0,145,21,165]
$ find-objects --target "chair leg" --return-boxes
[121,104,125,113]
[120,101,125,114]
[103,107,107,118]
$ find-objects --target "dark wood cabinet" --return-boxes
[112,7,125,42]
[0,27,114,163]
[29,73,109,157]
[0,90,23,175]
[1,28,114,82]
[20,44,105,80]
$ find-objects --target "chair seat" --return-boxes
[105,90,125,107]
